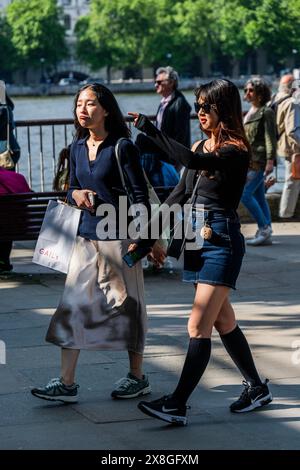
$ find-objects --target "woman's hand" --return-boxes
[127,241,166,268]
[72,189,96,211]
[128,243,138,252]
[148,241,167,267]
[264,160,274,176]
[128,112,140,127]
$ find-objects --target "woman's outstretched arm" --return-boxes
[129,113,245,171]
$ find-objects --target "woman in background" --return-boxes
[242,78,277,246]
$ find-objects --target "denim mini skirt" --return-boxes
[183,209,245,289]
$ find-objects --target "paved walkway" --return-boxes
[0,222,300,450]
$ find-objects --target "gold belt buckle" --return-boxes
[200,222,212,240]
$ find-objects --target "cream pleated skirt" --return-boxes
[46,237,147,353]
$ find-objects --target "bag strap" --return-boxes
[189,172,202,207]
[2,106,10,151]
[115,138,135,204]
[115,138,128,190]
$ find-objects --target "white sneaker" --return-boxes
[246,225,272,246]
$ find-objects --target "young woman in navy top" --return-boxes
[129,79,273,425]
[31,84,151,403]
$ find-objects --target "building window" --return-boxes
[62,0,72,6]
[64,14,71,30]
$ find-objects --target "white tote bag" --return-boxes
[33,200,82,273]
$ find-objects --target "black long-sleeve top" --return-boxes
[136,115,250,210]
[67,134,149,240]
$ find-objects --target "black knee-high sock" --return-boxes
[172,338,211,405]
[220,325,262,387]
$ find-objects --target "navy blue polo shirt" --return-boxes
[67,134,149,240]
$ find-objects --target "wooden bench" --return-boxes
[0,188,174,242]
[0,191,66,241]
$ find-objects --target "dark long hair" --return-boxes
[195,79,250,153]
[73,83,131,140]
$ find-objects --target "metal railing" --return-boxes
[15,114,200,191]
[14,114,283,192]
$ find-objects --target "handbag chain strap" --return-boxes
[188,172,202,207]
[115,138,132,200]
[2,105,10,151]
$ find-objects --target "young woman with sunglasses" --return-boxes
[128,79,272,426]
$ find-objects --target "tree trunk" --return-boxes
[201,56,211,77]
[201,41,212,77]
[231,59,240,78]
[106,65,111,84]
[247,54,252,75]
[256,48,267,75]
[23,68,28,85]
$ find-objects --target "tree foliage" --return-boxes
[0,15,17,75]
[75,0,157,75]
[244,0,300,62]
[6,0,67,70]
[2,0,300,78]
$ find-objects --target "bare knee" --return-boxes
[214,318,236,336]
[187,321,212,338]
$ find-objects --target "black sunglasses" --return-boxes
[194,102,217,114]
[244,87,254,93]
[155,79,169,85]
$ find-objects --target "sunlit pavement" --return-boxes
[0,222,299,450]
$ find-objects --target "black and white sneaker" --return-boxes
[138,395,189,426]
[230,379,272,413]
[31,377,79,403]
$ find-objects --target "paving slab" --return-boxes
[0,222,300,450]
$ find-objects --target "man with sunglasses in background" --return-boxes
[136,66,191,181]
[154,66,191,163]
[135,66,191,271]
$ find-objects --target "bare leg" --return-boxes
[214,297,237,335]
[61,348,80,386]
[128,350,143,379]
[188,283,230,338]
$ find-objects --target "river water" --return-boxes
[13,92,281,192]
[13,91,201,190]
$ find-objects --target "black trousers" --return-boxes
[0,241,13,267]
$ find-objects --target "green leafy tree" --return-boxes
[76,0,157,82]
[6,0,67,80]
[0,15,17,78]
[244,0,300,66]
[212,0,250,76]
[171,0,215,75]
[140,0,177,70]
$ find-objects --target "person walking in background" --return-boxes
[242,78,277,246]
[0,85,21,169]
[272,74,300,219]
[0,167,31,273]
[136,66,191,271]
[128,79,272,426]
[31,83,151,403]
[136,66,191,186]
